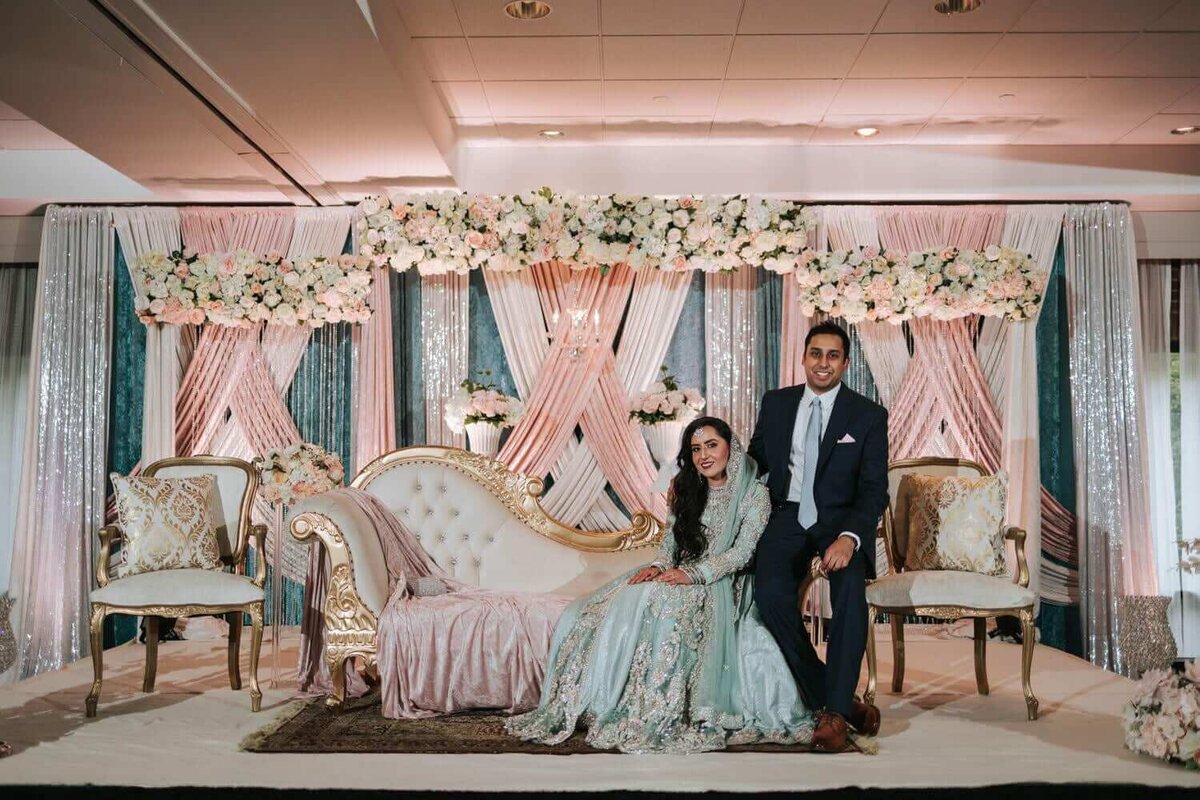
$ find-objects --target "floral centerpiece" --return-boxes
[630,368,705,465]
[1123,662,1200,768]
[444,372,524,457]
[255,442,345,507]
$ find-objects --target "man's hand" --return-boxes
[629,566,663,584]
[654,568,694,585]
[821,536,856,573]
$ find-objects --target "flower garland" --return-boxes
[629,369,705,426]
[133,250,375,328]
[1123,663,1200,768]
[255,443,345,506]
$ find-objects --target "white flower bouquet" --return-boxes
[444,374,524,434]
[629,370,704,426]
[1123,662,1200,768]
[255,443,345,507]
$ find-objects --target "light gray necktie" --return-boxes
[797,395,821,528]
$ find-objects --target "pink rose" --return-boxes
[174,265,190,279]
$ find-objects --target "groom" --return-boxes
[749,321,889,752]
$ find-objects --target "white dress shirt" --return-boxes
[786,382,860,551]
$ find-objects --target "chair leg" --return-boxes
[864,604,878,706]
[227,611,243,691]
[85,605,105,717]
[973,617,989,696]
[326,656,347,710]
[1020,609,1039,720]
[248,604,263,712]
[890,615,905,693]
[142,616,159,693]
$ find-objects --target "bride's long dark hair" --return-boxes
[670,416,734,565]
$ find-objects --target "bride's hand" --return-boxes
[654,568,693,585]
[629,566,662,584]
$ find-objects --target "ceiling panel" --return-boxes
[737,0,887,35]
[827,78,962,115]
[600,0,740,35]
[973,33,1136,77]
[469,36,601,81]
[603,79,723,117]
[1102,34,1200,78]
[1166,84,1200,113]
[811,115,929,145]
[436,81,492,116]
[603,36,732,79]
[1051,78,1197,118]
[1119,114,1200,144]
[1150,1,1200,31]
[484,80,602,116]
[915,115,1039,144]
[0,119,77,149]
[391,0,463,36]
[1013,0,1177,32]
[875,0,1035,33]
[415,38,477,81]
[941,77,1085,114]
[1017,115,1149,144]
[603,117,714,144]
[494,117,604,143]
[715,79,840,123]
[454,0,598,36]
[850,34,1002,79]
[727,35,865,79]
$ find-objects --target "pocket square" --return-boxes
[837,433,856,444]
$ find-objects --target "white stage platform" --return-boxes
[0,625,1197,795]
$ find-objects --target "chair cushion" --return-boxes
[92,569,264,608]
[902,471,1009,576]
[866,570,1034,611]
[111,474,223,576]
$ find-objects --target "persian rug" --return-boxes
[240,695,867,755]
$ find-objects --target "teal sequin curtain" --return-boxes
[663,272,707,394]
[391,270,425,446]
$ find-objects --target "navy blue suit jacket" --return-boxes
[747,383,889,577]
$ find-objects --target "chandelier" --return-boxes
[549,306,601,361]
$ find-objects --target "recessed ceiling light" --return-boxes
[998,93,1016,102]
[854,127,880,138]
[1170,125,1199,136]
[539,129,565,138]
[934,0,984,14]
[504,1,552,21]
[652,95,669,102]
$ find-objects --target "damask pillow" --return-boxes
[111,474,223,576]
[902,471,1008,576]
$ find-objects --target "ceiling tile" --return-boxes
[469,36,601,80]
[875,0,1034,33]
[494,117,605,143]
[1150,1,1200,31]
[738,0,887,34]
[1013,0,1177,32]
[709,121,818,143]
[715,79,840,123]
[0,119,76,149]
[603,80,723,117]
[941,77,1085,114]
[415,38,477,81]
[915,115,1039,144]
[1166,84,1200,113]
[827,78,962,115]
[811,115,929,145]
[392,0,463,36]
[436,81,492,117]
[0,100,28,120]
[603,117,714,144]
[1051,78,1197,118]
[1102,34,1200,77]
[727,35,865,79]
[850,34,1002,78]
[454,0,598,36]
[1118,114,1200,143]
[603,36,732,79]
[484,80,602,117]
[1017,115,1149,144]
[601,0,740,35]
[973,33,1136,77]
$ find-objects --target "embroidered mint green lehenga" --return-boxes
[506,436,814,753]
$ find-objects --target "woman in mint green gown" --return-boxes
[506,416,814,753]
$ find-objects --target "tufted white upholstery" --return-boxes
[91,568,264,607]
[149,463,251,559]
[866,570,1034,611]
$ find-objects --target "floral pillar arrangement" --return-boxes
[254,443,345,685]
[630,368,705,466]
[444,373,524,458]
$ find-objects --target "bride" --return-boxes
[506,416,814,753]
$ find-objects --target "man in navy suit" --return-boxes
[749,321,889,752]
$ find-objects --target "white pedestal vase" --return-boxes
[642,419,687,466]
[465,422,502,458]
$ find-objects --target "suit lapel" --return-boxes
[815,385,853,477]
[777,384,805,482]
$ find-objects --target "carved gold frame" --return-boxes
[866,456,1039,721]
[86,456,267,718]
[293,445,667,709]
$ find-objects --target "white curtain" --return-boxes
[1063,203,1156,672]
[422,273,469,447]
[1179,262,1200,656]
[0,267,37,596]
[7,207,114,681]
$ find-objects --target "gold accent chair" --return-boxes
[864,457,1039,720]
[87,456,267,717]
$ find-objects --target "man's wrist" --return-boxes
[838,531,861,552]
